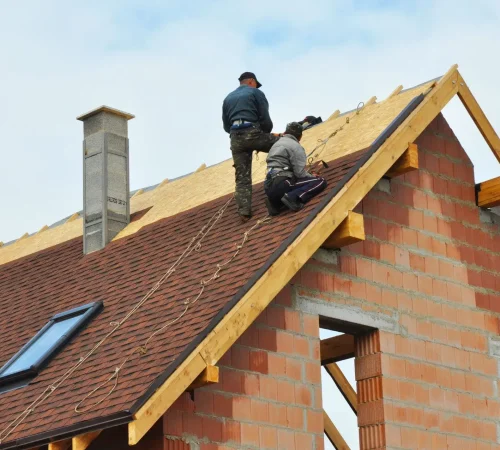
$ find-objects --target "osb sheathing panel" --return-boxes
[0,81,433,267]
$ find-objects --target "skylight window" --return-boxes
[0,302,102,390]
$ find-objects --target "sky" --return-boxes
[1,0,500,446]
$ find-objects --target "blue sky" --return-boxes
[1,1,500,447]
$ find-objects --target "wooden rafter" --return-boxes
[324,409,351,450]
[328,109,341,121]
[128,64,460,445]
[322,211,365,249]
[364,96,377,108]
[457,74,500,163]
[387,84,403,100]
[324,362,357,414]
[386,143,419,178]
[476,176,500,208]
[321,334,355,364]
[72,430,102,450]
[187,365,219,391]
[48,439,71,450]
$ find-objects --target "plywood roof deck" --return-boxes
[0,81,434,267]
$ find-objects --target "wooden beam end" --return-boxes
[477,176,500,208]
[386,143,419,178]
[322,211,365,249]
[320,334,355,365]
[187,365,219,391]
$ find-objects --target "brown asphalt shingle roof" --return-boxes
[0,149,366,447]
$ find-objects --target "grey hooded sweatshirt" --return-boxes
[266,134,312,179]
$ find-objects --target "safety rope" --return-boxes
[0,153,270,443]
[306,102,364,169]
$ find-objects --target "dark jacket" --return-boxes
[222,85,273,134]
[266,134,312,179]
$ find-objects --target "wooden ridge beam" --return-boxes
[323,409,351,450]
[322,211,365,249]
[324,362,357,414]
[321,334,355,364]
[476,176,500,208]
[48,439,71,450]
[187,365,219,391]
[72,431,102,450]
[386,143,419,178]
[128,64,460,446]
[457,74,500,163]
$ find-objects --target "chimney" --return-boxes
[77,106,135,254]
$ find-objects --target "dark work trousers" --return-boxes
[230,126,279,217]
[264,174,327,209]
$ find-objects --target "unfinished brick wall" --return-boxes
[162,288,324,449]
[295,113,500,449]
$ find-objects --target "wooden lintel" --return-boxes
[327,109,341,121]
[323,409,351,450]
[476,176,500,208]
[321,334,355,365]
[48,439,71,450]
[128,64,460,446]
[187,365,219,391]
[387,84,403,100]
[386,143,419,178]
[324,362,357,414]
[322,211,365,249]
[457,74,500,163]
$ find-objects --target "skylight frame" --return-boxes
[0,301,103,389]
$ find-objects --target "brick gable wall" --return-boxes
[295,113,500,449]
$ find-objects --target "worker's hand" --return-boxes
[272,133,283,137]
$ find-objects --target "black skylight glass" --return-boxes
[0,302,102,390]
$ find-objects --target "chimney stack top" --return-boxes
[77,105,135,122]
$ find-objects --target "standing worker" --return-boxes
[223,72,279,222]
[264,122,327,215]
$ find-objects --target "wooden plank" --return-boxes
[324,363,357,414]
[386,143,419,178]
[322,211,365,249]
[321,334,355,364]
[477,176,500,208]
[48,439,71,450]
[128,64,460,446]
[327,109,340,121]
[324,409,351,450]
[387,84,403,100]
[187,365,219,391]
[457,74,500,163]
[73,431,102,450]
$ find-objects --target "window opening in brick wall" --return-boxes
[320,327,359,450]
[0,301,103,392]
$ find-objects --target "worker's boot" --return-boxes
[281,194,304,212]
[265,198,283,216]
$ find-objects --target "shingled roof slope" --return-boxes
[0,149,365,447]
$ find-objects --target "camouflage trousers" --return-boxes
[230,127,279,217]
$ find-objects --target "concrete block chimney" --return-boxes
[77,106,135,254]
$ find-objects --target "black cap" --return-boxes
[238,72,262,88]
[285,122,303,139]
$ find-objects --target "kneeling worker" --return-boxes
[264,122,327,215]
